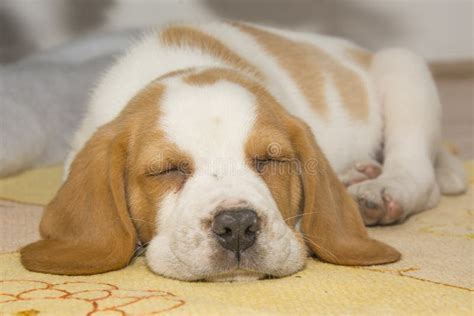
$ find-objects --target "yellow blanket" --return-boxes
[0,163,473,315]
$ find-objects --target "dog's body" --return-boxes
[69,21,467,223]
[21,22,467,281]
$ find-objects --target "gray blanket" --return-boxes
[0,31,138,177]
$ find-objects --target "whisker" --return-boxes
[283,211,320,223]
[303,239,337,261]
[139,241,151,248]
[283,212,335,226]
[129,240,152,264]
[299,232,325,241]
[300,235,338,261]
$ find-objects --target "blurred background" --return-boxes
[1,0,473,157]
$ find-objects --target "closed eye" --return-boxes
[255,158,285,173]
[161,167,179,175]
[146,166,183,177]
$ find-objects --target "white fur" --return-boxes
[65,22,467,280]
[349,48,443,219]
[146,79,305,280]
[67,23,382,174]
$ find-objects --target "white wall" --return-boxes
[2,0,473,61]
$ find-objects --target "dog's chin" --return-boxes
[146,232,307,282]
[204,270,267,282]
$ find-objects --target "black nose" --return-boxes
[212,209,259,254]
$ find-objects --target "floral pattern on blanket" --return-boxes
[0,280,185,315]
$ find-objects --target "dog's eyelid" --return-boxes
[253,155,293,163]
[253,156,290,173]
[145,167,187,177]
[255,157,280,163]
[160,166,180,175]
[145,163,191,177]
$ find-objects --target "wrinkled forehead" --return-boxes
[159,76,257,168]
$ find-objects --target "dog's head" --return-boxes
[21,68,399,281]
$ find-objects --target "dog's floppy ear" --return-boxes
[21,121,137,275]
[288,118,401,265]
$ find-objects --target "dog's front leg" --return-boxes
[348,48,445,225]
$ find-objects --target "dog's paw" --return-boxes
[339,160,382,187]
[347,178,406,226]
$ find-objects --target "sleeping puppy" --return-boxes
[21,22,467,281]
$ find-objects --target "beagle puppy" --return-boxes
[21,22,467,281]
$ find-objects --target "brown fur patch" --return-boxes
[287,117,401,265]
[125,84,193,244]
[160,25,263,79]
[156,68,195,81]
[235,22,370,121]
[21,115,138,275]
[21,82,190,275]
